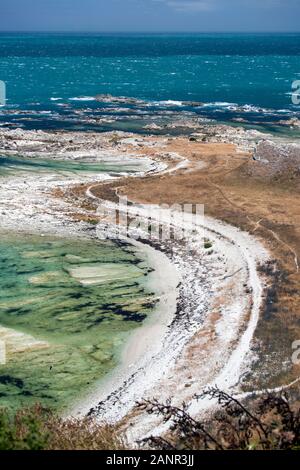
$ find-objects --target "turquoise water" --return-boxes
[0,154,146,177]
[0,234,156,412]
[0,33,299,413]
[0,33,300,133]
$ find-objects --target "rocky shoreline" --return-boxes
[0,123,280,443]
[72,194,268,443]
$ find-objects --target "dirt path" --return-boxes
[208,180,299,273]
[85,179,268,440]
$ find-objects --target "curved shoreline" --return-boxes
[0,127,271,442]
[68,238,181,418]
[73,189,268,441]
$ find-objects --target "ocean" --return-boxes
[0,33,299,412]
[0,33,300,134]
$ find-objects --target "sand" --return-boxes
[0,126,275,443]
[75,193,268,442]
[68,238,181,418]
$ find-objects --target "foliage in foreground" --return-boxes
[138,387,300,450]
[0,405,126,450]
[1,388,300,450]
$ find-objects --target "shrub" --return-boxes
[0,405,49,450]
[137,387,300,450]
[204,240,213,249]
[0,405,126,450]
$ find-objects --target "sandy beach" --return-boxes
[1,123,299,444]
[67,238,181,419]
[72,193,268,442]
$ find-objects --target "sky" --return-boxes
[0,0,300,33]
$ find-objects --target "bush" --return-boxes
[0,405,49,450]
[137,387,300,450]
[0,405,126,450]
[2,389,300,450]
[204,239,213,249]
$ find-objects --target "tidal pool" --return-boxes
[0,154,147,177]
[0,234,156,412]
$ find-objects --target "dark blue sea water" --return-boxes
[0,33,300,134]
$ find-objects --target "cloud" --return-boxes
[164,1,215,11]
[153,0,290,13]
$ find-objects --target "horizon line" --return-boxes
[0,30,300,34]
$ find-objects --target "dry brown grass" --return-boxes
[139,387,300,450]
[46,416,126,450]
[74,137,300,391]
[0,405,127,450]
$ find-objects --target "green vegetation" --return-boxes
[0,405,125,450]
[204,239,213,249]
[1,390,299,450]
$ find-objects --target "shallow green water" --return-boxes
[0,154,145,177]
[0,234,155,412]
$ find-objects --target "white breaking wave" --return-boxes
[69,96,96,102]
